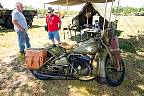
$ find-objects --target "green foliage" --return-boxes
[37,9,46,16]
[119,35,144,54]
[36,9,78,17]
[112,6,144,16]
[24,5,36,10]
[115,30,124,37]
[59,10,79,15]
[119,39,137,53]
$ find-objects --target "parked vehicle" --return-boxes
[0,3,37,29]
[25,26,125,86]
[25,0,125,87]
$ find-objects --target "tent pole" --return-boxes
[58,5,60,13]
[102,0,108,31]
[66,0,71,40]
[63,0,69,40]
[66,0,69,14]
[108,0,114,24]
[44,3,45,9]
[86,8,89,26]
[115,0,120,21]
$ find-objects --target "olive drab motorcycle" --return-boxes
[25,27,125,87]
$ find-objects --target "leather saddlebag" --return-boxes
[25,48,47,69]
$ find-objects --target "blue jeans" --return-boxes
[17,31,31,53]
[48,31,60,41]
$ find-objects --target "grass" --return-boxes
[0,16,144,96]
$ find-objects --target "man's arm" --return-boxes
[12,11,25,32]
[46,15,48,24]
[57,16,61,29]
[12,19,25,32]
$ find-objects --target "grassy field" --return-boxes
[0,16,144,96]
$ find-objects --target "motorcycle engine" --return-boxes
[68,54,91,76]
[55,56,68,65]
[69,54,91,62]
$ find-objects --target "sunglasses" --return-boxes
[48,12,52,13]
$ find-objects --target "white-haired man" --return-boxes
[11,2,31,60]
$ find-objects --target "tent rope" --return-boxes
[123,17,144,49]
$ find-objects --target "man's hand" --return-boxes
[20,27,25,32]
[12,19,25,32]
[59,24,61,29]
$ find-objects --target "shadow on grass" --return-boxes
[120,52,144,96]
[29,25,44,29]
[96,33,144,96]
[0,32,144,96]
[0,54,99,96]
[0,24,43,33]
[9,57,29,73]
[119,35,144,54]
[115,29,124,37]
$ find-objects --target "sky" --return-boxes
[0,0,144,10]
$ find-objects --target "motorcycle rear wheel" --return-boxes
[31,68,52,80]
[105,55,125,86]
[31,46,66,80]
[31,50,54,80]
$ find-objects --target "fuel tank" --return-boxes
[72,38,98,54]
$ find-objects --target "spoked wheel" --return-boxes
[105,55,125,86]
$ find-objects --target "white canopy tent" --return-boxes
[92,3,116,22]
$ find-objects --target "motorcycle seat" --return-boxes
[60,41,77,50]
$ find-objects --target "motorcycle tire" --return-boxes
[30,50,54,80]
[30,46,66,80]
[31,69,52,80]
[105,55,125,86]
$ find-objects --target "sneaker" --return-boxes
[19,53,25,62]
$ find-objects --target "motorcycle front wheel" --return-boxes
[105,55,125,86]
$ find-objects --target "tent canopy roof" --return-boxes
[72,2,116,23]
[46,0,114,6]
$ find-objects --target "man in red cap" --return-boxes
[46,7,61,47]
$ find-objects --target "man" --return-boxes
[46,7,61,47]
[12,2,31,58]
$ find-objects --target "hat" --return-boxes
[47,7,54,13]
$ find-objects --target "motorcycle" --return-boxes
[29,27,125,87]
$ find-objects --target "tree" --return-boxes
[112,6,144,16]
[24,5,35,10]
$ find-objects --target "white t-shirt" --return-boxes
[11,9,28,32]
